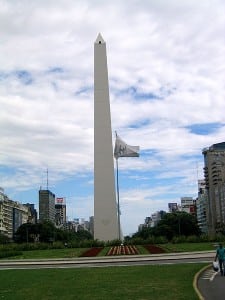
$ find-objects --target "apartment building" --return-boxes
[202,142,225,234]
[0,188,33,239]
[196,180,207,234]
[39,189,55,223]
[55,197,66,227]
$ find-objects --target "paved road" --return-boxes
[198,266,225,300]
[0,251,214,270]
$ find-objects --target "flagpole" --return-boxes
[114,131,139,241]
[115,131,121,241]
[116,157,121,241]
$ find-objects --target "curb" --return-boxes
[193,264,211,300]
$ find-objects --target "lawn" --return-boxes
[0,263,206,300]
[161,242,217,253]
[6,248,88,259]
[0,242,216,260]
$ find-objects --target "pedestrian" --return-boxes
[215,243,225,276]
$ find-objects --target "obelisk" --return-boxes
[94,33,119,241]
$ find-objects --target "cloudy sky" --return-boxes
[0,0,224,236]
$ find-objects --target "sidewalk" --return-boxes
[196,264,225,300]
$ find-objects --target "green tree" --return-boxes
[132,212,201,241]
[0,232,10,244]
[156,212,201,239]
[132,227,153,240]
[15,223,39,243]
[38,221,56,243]
[73,229,93,240]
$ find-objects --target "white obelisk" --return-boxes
[94,33,119,241]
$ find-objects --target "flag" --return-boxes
[114,134,140,159]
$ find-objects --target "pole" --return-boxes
[116,157,121,241]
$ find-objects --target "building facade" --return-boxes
[180,197,196,215]
[55,197,66,227]
[168,203,179,213]
[0,188,32,239]
[39,189,55,223]
[202,142,225,234]
[24,203,37,224]
[196,180,207,234]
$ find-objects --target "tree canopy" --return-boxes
[15,221,93,243]
[132,212,201,241]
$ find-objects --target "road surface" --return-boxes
[0,250,214,270]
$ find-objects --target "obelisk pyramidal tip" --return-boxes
[94,34,119,241]
[95,33,105,44]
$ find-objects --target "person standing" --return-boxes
[215,243,225,276]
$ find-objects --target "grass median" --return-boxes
[0,263,206,300]
[1,242,216,260]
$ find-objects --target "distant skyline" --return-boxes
[0,0,225,235]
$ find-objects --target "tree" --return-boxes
[132,212,201,241]
[152,224,175,240]
[15,223,39,243]
[156,212,201,239]
[132,227,153,240]
[73,229,93,240]
[0,232,10,244]
[38,221,56,243]
[15,221,93,244]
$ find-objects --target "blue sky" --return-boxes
[0,0,225,236]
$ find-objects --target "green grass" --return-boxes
[1,242,216,260]
[160,242,216,253]
[0,263,206,300]
[8,248,88,259]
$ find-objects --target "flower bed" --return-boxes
[106,245,139,256]
[144,244,166,254]
[79,247,104,257]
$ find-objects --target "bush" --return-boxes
[125,237,146,245]
[199,234,210,242]
[0,233,10,244]
[0,250,22,259]
[154,236,168,244]
[185,235,200,243]
[105,239,122,246]
[171,235,187,244]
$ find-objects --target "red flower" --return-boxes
[106,245,139,256]
[144,244,165,254]
[79,247,104,257]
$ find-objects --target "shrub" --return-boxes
[171,235,187,244]
[105,239,122,246]
[154,236,168,244]
[0,250,22,259]
[185,235,200,243]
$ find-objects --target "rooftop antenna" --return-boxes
[46,168,49,190]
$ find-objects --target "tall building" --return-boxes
[0,187,31,239]
[94,33,119,241]
[202,142,225,234]
[196,180,207,234]
[55,197,66,226]
[168,203,178,213]
[138,211,166,230]
[24,203,37,224]
[39,189,55,223]
[180,197,196,215]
